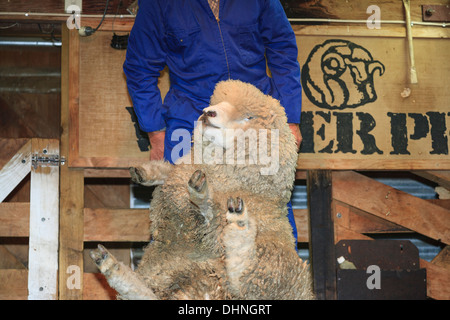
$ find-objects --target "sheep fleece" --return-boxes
[90,80,314,300]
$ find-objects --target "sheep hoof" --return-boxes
[227,197,243,214]
[226,197,248,229]
[129,167,145,184]
[188,170,208,206]
[90,244,109,267]
[188,170,206,192]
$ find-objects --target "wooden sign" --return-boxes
[69,27,449,170]
[296,30,450,169]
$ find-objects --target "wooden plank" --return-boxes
[431,246,450,271]
[307,170,336,300]
[84,208,150,242]
[333,171,450,245]
[0,139,31,202]
[0,206,301,244]
[335,224,372,243]
[292,25,450,39]
[0,139,29,168]
[84,168,131,178]
[428,199,450,210]
[2,0,448,22]
[334,200,409,234]
[0,0,135,15]
[295,170,307,180]
[0,202,29,237]
[293,208,308,243]
[59,26,85,300]
[84,178,130,209]
[0,205,150,242]
[83,273,117,300]
[0,269,28,300]
[28,138,60,300]
[413,170,450,190]
[420,259,450,300]
[285,0,449,22]
[68,27,80,167]
[0,245,27,269]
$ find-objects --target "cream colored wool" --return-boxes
[91,80,314,300]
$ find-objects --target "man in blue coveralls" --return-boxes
[124,0,302,248]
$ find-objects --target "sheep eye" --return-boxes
[245,116,254,121]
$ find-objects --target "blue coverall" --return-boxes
[123,0,301,248]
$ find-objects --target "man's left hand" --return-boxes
[288,123,302,152]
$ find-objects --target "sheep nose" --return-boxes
[204,110,217,118]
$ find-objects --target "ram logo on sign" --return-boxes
[297,37,450,169]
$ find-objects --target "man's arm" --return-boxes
[260,0,303,150]
[123,0,167,134]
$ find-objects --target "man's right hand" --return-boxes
[148,131,165,161]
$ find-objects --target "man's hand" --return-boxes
[148,131,165,161]
[288,123,302,152]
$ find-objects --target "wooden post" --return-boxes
[58,26,85,299]
[28,139,60,300]
[307,170,336,300]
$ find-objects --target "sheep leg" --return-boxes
[90,244,158,300]
[129,160,173,186]
[223,197,257,295]
[188,170,213,223]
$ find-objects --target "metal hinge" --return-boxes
[31,153,65,169]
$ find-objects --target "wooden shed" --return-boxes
[0,0,448,301]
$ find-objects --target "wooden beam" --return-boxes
[0,139,31,202]
[28,138,60,300]
[84,169,131,178]
[67,26,80,167]
[0,270,117,300]
[431,246,450,270]
[0,270,28,300]
[334,200,410,234]
[0,245,27,269]
[333,171,450,245]
[59,26,85,300]
[285,0,449,22]
[0,203,29,237]
[292,25,450,39]
[0,204,150,242]
[293,208,309,243]
[413,171,450,191]
[0,0,135,15]
[0,139,30,168]
[335,224,373,243]
[307,170,336,300]
[420,259,450,300]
